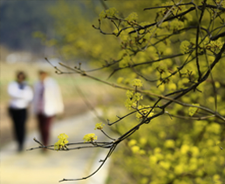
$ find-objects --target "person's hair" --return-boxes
[16,71,26,81]
[39,70,48,75]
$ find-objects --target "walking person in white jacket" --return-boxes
[8,71,33,152]
[33,70,64,148]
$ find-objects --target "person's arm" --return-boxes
[25,86,33,102]
[8,82,32,101]
[54,82,64,113]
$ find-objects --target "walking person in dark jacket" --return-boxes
[8,71,33,152]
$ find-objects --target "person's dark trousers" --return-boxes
[8,107,27,152]
[37,113,54,146]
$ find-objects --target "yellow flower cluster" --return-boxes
[119,55,131,68]
[170,19,184,31]
[128,139,146,155]
[157,2,185,21]
[83,133,97,142]
[99,7,118,20]
[205,39,224,52]
[125,90,143,110]
[125,12,138,22]
[132,79,143,87]
[117,77,124,84]
[54,133,69,150]
[94,122,105,130]
[164,139,175,148]
[136,105,154,119]
[180,40,191,54]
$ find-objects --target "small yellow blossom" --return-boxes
[139,150,146,155]
[58,133,68,140]
[125,12,138,22]
[180,144,189,154]
[131,145,140,153]
[117,77,124,84]
[164,139,175,148]
[174,164,185,175]
[128,139,137,147]
[83,133,97,142]
[180,40,191,54]
[105,7,118,17]
[159,161,171,170]
[95,123,105,130]
[139,137,147,146]
[132,79,143,87]
[190,146,199,157]
[149,155,158,165]
[99,10,106,20]
[136,105,154,119]
[54,133,69,150]
[99,7,118,20]
[125,90,143,110]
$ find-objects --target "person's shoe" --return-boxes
[18,145,23,153]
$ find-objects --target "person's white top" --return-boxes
[8,81,33,109]
[32,77,64,117]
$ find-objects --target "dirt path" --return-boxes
[1,111,111,184]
